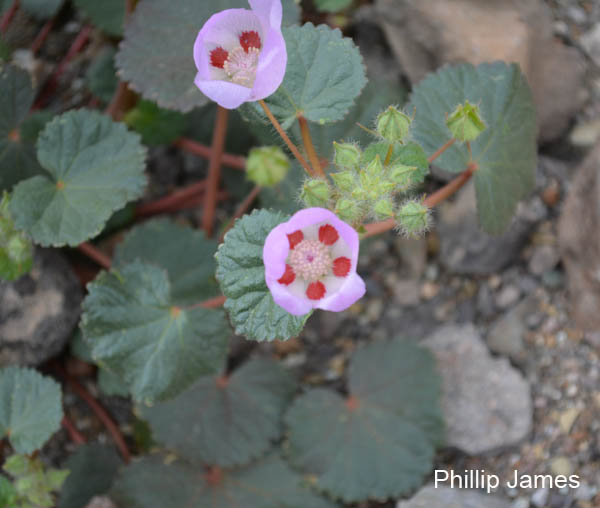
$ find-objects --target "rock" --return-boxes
[569,117,600,148]
[487,295,540,361]
[393,278,421,306]
[528,245,560,276]
[558,143,600,335]
[531,487,550,508]
[558,407,581,434]
[396,485,512,508]
[438,182,546,275]
[495,285,521,309]
[85,497,118,508]
[0,249,82,366]
[581,23,600,67]
[375,0,586,142]
[422,324,532,454]
[550,456,573,476]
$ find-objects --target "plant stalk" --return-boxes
[297,115,325,178]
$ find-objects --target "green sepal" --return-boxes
[246,146,290,187]
[332,141,361,170]
[373,198,394,219]
[330,171,356,194]
[335,198,363,224]
[445,100,486,142]
[396,199,431,237]
[301,178,331,208]
[376,106,412,143]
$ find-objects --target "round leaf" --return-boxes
[21,0,64,19]
[285,338,444,503]
[0,367,62,454]
[114,218,219,305]
[86,47,118,104]
[111,454,338,508]
[140,357,296,467]
[409,62,537,234]
[58,444,122,508]
[73,0,124,37]
[9,109,147,247]
[215,209,310,342]
[314,0,352,13]
[81,261,229,403]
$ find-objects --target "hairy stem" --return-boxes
[298,115,325,178]
[258,100,314,177]
[30,17,54,55]
[0,0,18,33]
[61,416,86,445]
[202,106,229,236]
[187,294,226,309]
[427,138,456,164]
[77,242,111,270]
[362,162,478,239]
[175,138,246,170]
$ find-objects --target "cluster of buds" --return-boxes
[299,105,430,236]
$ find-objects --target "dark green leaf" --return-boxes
[0,366,62,454]
[285,338,444,502]
[409,62,537,234]
[81,261,229,403]
[58,444,122,508]
[9,109,147,247]
[21,0,63,19]
[73,0,124,37]
[215,209,310,342]
[114,218,219,305]
[124,100,187,146]
[86,47,118,104]
[251,23,367,128]
[98,368,130,397]
[111,454,338,508]
[0,64,44,192]
[140,357,296,467]
[314,0,352,12]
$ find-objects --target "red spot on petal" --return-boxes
[210,47,229,69]
[239,30,261,52]
[333,257,351,277]
[306,281,326,300]
[277,264,296,285]
[318,224,339,245]
[287,230,303,249]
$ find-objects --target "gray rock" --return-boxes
[0,249,82,366]
[487,295,541,361]
[375,0,586,142]
[397,485,512,508]
[438,183,546,275]
[558,142,600,335]
[85,497,118,508]
[528,245,560,276]
[422,324,532,454]
[495,285,521,309]
[531,487,550,507]
[581,23,600,67]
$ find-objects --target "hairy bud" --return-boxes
[335,198,362,224]
[333,142,361,171]
[373,198,394,219]
[446,100,486,142]
[376,106,411,143]
[246,146,289,186]
[330,171,356,194]
[301,178,330,208]
[395,199,431,237]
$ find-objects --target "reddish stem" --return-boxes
[219,185,261,242]
[30,17,54,55]
[33,25,93,109]
[77,242,111,270]
[298,115,325,178]
[0,0,18,33]
[200,295,226,308]
[362,162,478,239]
[175,138,246,171]
[61,416,86,445]
[427,138,456,164]
[105,82,136,121]
[54,365,131,463]
[202,106,229,236]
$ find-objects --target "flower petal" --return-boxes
[194,76,254,109]
[263,221,290,280]
[249,27,287,101]
[316,273,366,312]
[266,276,312,315]
[249,0,283,29]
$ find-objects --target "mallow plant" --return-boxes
[0,0,536,505]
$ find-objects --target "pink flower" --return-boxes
[263,208,366,315]
[193,0,287,109]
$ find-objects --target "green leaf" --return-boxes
[9,109,147,247]
[124,100,187,146]
[215,209,310,342]
[140,357,296,467]
[0,192,33,281]
[0,37,11,61]
[58,444,122,508]
[285,338,444,503]
[250,23,366,128]
[314,0,352,12]
[111,454,338,508]
[0,64,44,192]
[73,0,124,37]
[0,476,17,506]
[21,0,63,19]
[81,261,229,403]
[113,218,219,306]
[409,62,537,234]
[98,368,130,398]
[86,47,118,104]
[115,0,299,113]
[0,367,63,454]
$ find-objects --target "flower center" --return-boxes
[223,46,260,88]
[289,239,332,282]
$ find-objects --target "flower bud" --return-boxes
[330,171,356,194]
[333,142,361,170]
[0,192,33,281]
[396,199,431,237]
[364,154,384,179]
[335,198,362,224]
[246,146,290,186]
[389,163,418,188]
[373,198,394,219]
[376,106,411,143]
[301,178,330,208]
[446,100,486,142]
